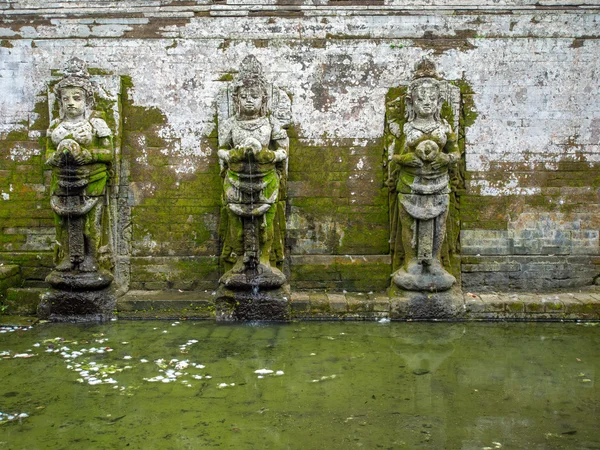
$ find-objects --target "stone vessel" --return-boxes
[388,58,460,293]
[38,58,116,321]
[215,55,291,320]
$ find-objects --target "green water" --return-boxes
[0,321,598,449]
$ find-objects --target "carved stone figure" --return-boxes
[388,59,460,292]
[39,58,115,320]
[217,55,289,291]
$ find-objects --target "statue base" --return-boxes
[38,286,116,322]
[215,284,291,321]
[219,263,286,290]
[392,264,456,292]
[46,269,113,290]
[389,285,464,320]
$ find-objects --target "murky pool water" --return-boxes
[0,320,599,449]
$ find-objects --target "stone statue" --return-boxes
[44,57,114,292]
[217,55,289,290]
[388,59,460,292]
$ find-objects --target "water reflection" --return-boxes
[0,322,598,449]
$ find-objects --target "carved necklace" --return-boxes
[235,116,268,131]
[409,120,440,135]
[60,119,89,129]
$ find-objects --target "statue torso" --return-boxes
[230,116,272,149]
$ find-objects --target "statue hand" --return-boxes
[254,148,276,164]
[394,153,423,168]
[73,150,93,165]
[46,151,62,167]
[228,146,246,163]
[431,153,450,170]
[57,138,80,155]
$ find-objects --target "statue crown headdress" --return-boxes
[63,57,91,80]
[412,57,442,80]
[55,57,94,99]
[233,55,267,90]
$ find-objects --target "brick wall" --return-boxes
[1,1,599,293]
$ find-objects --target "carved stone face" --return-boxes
[237,86,264,118]
[60,87,86,120]
[412,82,438,119]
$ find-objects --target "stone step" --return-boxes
[117,290,216,319]
[116,287,600,321]
[0,265,21,298]
[5,287,47,316]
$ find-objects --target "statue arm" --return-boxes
[391,140,422,168]
[271,135,288,163]
[45,120,62,167]
[268,117,288,163]
[444,130,461,165]
[89,118,114,163]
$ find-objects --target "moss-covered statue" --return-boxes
[388,59,460,291]
[217,55,289,290]
[44,58,114,290]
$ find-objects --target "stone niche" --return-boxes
[384,58,466,317]
[214,55,293,321]
[37,59,128,322]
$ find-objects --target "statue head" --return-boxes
[406,58,444,123]
[54,58,95,120]
[232,55,268,118]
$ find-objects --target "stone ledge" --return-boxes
[113,287,600,321]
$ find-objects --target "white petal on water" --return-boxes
[255,369,274,375]
[275,371,284,376]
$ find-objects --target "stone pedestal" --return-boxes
[389,285,464,320]
[37,287,116,322]
[215,285,291,321]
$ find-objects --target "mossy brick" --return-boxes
[390,298,410,318]
[327,293,347,312]
[505,300,525,313]
[0,252,53,267]
[290,264,340,281]
[369,297,390,312]
[543,301,564,312]
[337,223,389,254]
[5,287,44,315]
[292,280,340,290]
[290,292,310,313]
[524,300,544,313]
[309,293,330,312]
[0,264,20,280]
[464,297,486,314]
[478,294,505,312]
[347,295,369,313]
[563,301,600,318]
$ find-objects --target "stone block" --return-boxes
[309,293,329,313]
[346,295,368,313]
[5,287,45,315]
[370,297,390,312]
[389,298,410,319]
[0,264,20,280]
[327,293,347,313]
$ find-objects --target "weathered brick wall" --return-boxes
[1,1,599,293]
